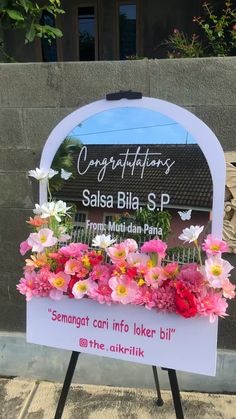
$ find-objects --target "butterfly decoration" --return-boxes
[178,209,192,221]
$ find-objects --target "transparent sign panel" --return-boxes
[51,107,213,261]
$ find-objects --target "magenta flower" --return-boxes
[106,243,128,264]
[197,291,228,323]
[27,228,57,252]
[109,275,138,304]
[141,239,167,259]
[19,240,32,256]
[202,235,229,256]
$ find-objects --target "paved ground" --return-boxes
[1,378,236,419]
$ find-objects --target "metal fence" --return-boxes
[69,227,198,265]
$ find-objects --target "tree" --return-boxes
[0,0,64,59]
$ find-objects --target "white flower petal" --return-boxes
[178,225,204,243]
[48,169,59,179]
[61,168,72,180]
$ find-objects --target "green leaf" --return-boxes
[49,27,63,37]
[25,24,36,42]
[6,9,24,21]
[18,0,30,13]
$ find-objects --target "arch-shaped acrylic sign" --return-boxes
[39,97,225,238]
[27,97,227,377]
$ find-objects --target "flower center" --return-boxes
[210,245,220,251]
[116,284,127,296]
[40,235,47,243]
[53,277,65,288]
[138,278,145,287]
[114,250,126,258]
[211,265,222,276]
[77,283,88,293]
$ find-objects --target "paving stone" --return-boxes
[0,378,34,419]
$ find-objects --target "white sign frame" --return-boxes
[27,97,226,376]
[39,97,226,238]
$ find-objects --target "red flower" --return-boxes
[175,282,197,319]
[67,277,78,298]
[127,267,138,279]
[88,250,103,266]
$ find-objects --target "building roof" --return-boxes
[55,144,213,210]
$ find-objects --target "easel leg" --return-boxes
[163,368,184,419]
[152,366,164,406]
[54,351,80,419]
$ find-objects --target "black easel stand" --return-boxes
[54,351,80,419]
[54,351,184,419]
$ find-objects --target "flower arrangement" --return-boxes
[17,168,235,323]
[18,168,235,323]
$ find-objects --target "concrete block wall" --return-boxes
[0,58,236,344]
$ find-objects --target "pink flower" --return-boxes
[222,278,235,299]
[34,266,52,297]
[27,228,57,252]
[197,290,228,323]
[141,239,167,259]
[59,243,88,257]
[202,235,229,256]
[156,284,176,312]
[16,271,38,301]
[145,267,164,288]
[89,280,112,305]
[204,257,234,288]
[64,259,81,275]
[48,271,70,292]
[107,243,128,264]
[126,252,150,267]
[109,276,138,304]
[176,264,204,294]
[72,279,96,299]
[19,240,32,255]
[134,286,157,309]
[163,262,179,279]
[90,264,111,282]
[123,239,138,253]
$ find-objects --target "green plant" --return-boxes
[0,0,64,43]
[165,0,236,58]
[116,208,172,242]
[165,30,204,58]
[50,137,82,194]
[193,1,236,56]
